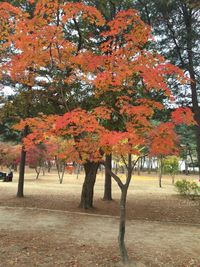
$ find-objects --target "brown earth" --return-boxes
[0,169,199,266]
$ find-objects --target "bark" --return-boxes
[147,157,152,174]
[75,164,80,179]
[187,145,195,173]
[79,161,99,209]
[104,154,140,265]
[115,163,119,174]
[55,157,65,184]
[195,127,200,176]
[185,146,189,175]
[159,157,163,188]
[17,125,29,198]
[137,160,140,176]
[42,165,45,176]
[159,172,162,188]
[185,159,189,175]
[172,174,175,185]
[119,186,129,265]
[35,166,41,179]
[140,156,144,172]
[47,160,51,173]
[59,163,65,184]
[13,164,18,172]
[103,154,112,201]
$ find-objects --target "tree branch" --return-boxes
[102,160,124,189]
[73,18,83,54]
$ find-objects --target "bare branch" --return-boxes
[121,155,128,170]
[73,18,83,54]
[102,160,124,189]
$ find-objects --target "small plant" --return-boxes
[163,156,179,184]
[175,179,200,199]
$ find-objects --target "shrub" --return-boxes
[175,179,200,199]
[163,156,179,184]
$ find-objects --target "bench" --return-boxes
[0,172,7,182]
[0,172,13,182]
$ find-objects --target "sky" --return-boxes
[1,86,15,96]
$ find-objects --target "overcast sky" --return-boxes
[1,86,15,96]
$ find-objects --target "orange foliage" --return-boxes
[3,2,194,163]
[149,123,179,157]
[171,107,196,125]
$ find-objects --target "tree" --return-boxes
[2,3,196,263]
[133,0,200,175]
[149,107,195,187]
[0,0,105,198]
[20,107,193,265]
[0,142,20,169]
[14,9,195,265]
[26,144,48,179]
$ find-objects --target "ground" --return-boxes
[0,169,199,267]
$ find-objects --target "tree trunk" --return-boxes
[159,157,163,188]
[115,163,119,174]
[147,157,152,174]
[195,127,200,177]
[17,125,29,198]
[13,164,18,172]
[79,161,99,209]
[103,154,112,201]
[137,160,140,176]
[104,153,138,265]
[35,166,41,179]
[172,174,175,185]
[118,186,129,265]
[59,163,65,184]
[47,160,51,173]
[42,165,45,176]
[185,146,189,175]
[140,156,144,172]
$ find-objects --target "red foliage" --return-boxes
[3,2,194,163]
[149,123,179,157]
[171,107,196,125]
[0,143,21,167]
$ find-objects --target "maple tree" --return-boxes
[1,1,196,264]
[16,104,194,264]
[26,144,48,179]
[46,137,75,184]
[15,97,195,265]
[149,108,195,187]
[0,142,20,170]
[0,0,105,198]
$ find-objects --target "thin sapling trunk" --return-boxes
[104,154,140,265]
[35,166,41,179]
[159,157,163,188]
[55,157,65,184]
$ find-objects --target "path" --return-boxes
[0,206,199,267]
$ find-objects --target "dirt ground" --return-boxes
[0,169,200,266]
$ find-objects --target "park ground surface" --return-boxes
[0,169,199,267]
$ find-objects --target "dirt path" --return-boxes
[0,206,199,267]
